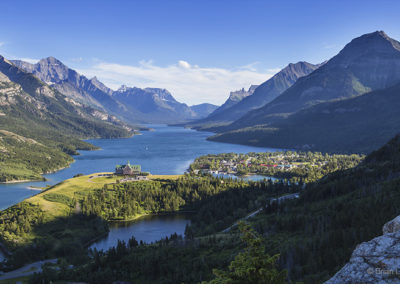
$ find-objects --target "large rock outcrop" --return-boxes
[326,215,400,283]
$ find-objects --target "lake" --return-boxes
[213,173,278,182]
[0,125,277,210]
[0,125,278,251]
[90,214,191,251]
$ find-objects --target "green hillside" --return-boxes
[243,134,400,282]
[0,56,132,182]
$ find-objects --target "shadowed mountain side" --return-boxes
[186,62,320,131]
[209,82,400,153]
[227,31,400,131]
[190,103,219,118]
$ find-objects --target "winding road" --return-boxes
[221,192,299,233]
[0,259,57,281]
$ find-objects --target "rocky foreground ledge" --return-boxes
[326,216,400,283]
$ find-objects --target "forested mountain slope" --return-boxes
[247,134,400,282]
[210,81,400,153]
[0,55,132,182]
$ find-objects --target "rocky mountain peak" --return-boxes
[116,84,130,93]
[326,214,400,283]
[89,76,100,86]
[144,88,176,101]
[89,76,112,95]
[34,56,70,83]
[280,61,318,76]
[0,55,13,65]
[228,85,257,102]
[248,85,258,93]
[331,31,400,67]
[39,56,64,65]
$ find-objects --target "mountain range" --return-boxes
[112,86,218,123]
[0,55,132,181]
[12,57,218,124]
[208,31,400,153]
[207,85,258,116]
[186,62,320,131]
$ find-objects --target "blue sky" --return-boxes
[1,0,399,105]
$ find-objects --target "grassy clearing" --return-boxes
[148,174,182,180]
[25,173,183,218]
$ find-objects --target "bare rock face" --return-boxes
[325,215,400,284]
[383,216,400,234]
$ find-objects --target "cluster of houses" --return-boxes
[115,161,149,182]
[194,158,296,175]
[259,163,294,169]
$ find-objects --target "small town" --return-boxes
[190,151,364,182]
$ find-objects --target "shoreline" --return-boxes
[0,178,44,184]
[27,186,45,191]
[0,164,71,185]
[0,130,137,185]
[109,212,149,223]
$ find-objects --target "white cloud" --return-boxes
[17,57,40,64]
[267,68,282,73]
[78,60,277,105]
[238,62,260,72]
[0,42,4,47]
[178,60,191,69]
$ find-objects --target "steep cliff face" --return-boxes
[210,85,258,116]
[326,215,400,284]
[11,57,125,113]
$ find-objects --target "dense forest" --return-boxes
[81,176,297,235]
[0,201,108,268]
[0,175,297,271]
[26,135,400,283]
[246,135,400,282]
[30,223,286,284]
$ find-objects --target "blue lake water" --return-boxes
[0,125,278,253]
[213,173,278,182]
[90,214,191,251]
[0,125,276,211]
